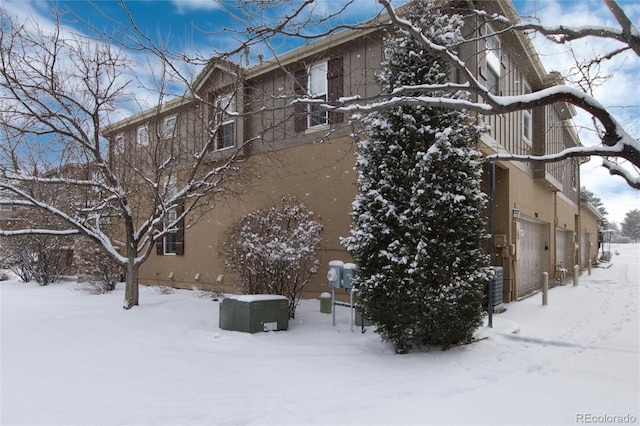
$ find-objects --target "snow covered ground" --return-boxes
[1,244,638,425]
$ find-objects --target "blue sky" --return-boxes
[3,0,639,223]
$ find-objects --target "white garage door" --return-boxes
[517,219,548,298]
[580,232,590,267]
[556,229,573,274]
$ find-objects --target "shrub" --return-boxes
[221,196,323,318]
[75,239,122,293]
[0,234,72,285]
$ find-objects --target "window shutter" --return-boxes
[175,202,185,256]
[327,57,344,125]
[155,220,164,256]
[294,68,308,132]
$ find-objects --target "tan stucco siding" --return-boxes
[139,136,357,298]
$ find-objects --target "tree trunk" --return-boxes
[123,257,139,309]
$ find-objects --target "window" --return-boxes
[114,134,124,153]
[163,116,176,139]
[164,208,178,255]
[522,82,532,141]
[215,94,235,150]
[156,176,185,256]
[485,27,501,95]
[137,125,149,146]
[294,57,344,132]
[308,62,328,127]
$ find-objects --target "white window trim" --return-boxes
[164,208,178,255]
[307,61,328,128]
[571,158,579,191]
[485,26,501,96]
[137,125,149,146]
[522,82,532,143]
[305,123,331,134]
[215,93,236,151]
[163,116,177,139]
[114,134,124,153]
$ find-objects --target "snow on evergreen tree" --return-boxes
[343,0,492,353]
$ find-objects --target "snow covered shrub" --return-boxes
[0,234,72,285]
[221,196,323,318]
[343,0,492,352]
[75,238,122,293]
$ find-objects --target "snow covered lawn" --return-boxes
[1,245,638,425]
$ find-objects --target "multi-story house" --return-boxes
[105,0,597,303]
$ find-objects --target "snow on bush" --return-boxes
[75,238,122,293]
[221,196,323,318]
[0,233,73,285]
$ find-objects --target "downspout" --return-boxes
[553,191,558,276]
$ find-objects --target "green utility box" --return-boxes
[319,292,332,314]
[219,295,289,333]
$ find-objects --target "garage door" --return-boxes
[517,219,549,298]
[556,229,574,274]
[580,232,590,267]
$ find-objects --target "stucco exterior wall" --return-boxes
[139,136,357,298]
[580,203,602,268]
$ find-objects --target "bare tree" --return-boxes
[0,0,360,309]
[0,8,245,308]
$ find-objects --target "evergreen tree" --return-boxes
[343,0,491,353]
[621,209,640,243]
[581,187,608,227]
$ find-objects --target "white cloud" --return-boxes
[170,0,220,14]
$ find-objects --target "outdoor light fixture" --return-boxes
[512,209,521,219]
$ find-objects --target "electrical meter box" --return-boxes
[494,234,507,248]
[327,260,344,288]
[342,263,356,289]
[219,295,289,333]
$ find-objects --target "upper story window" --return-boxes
[214,93,236,150]
[484,26,501,96]
[294,57,344,133]
[163,116,176,139]
[308,62,328,127]
[137,125,149,146]
[522,82,532,142]
[114,134,124,153]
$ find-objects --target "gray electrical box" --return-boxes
[219,295,289,333]
[327,260,344,288]
[342,263,356,289]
